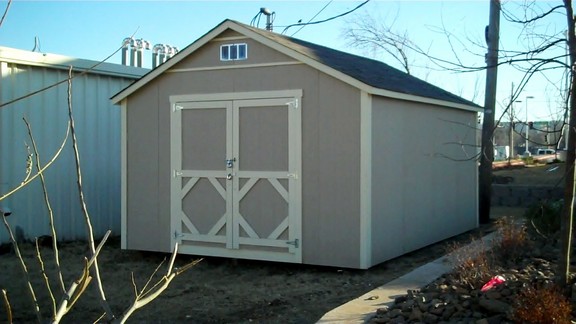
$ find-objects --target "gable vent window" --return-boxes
[220,43,247,61]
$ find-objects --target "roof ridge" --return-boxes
[232,20,479,108]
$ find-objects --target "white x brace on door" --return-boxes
[170,90,302,263]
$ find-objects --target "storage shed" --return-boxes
[0,46,148,243]
[112,20,481,269]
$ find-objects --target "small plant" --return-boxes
[494,216,529,262]
[512,284,572,323]
[448,238,494,290]
[524,199,562,236]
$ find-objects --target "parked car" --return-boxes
[537,148,556,155]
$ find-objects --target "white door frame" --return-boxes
[170,90,302,263]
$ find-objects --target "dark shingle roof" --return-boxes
[240,21,479,108]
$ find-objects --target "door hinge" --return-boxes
[174,231,184,239]
[287,173,299,180]
[286,238,299,248]
[173,105,183,112]
[173,170,183,178]
[286,99,299,109]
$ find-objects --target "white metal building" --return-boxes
[0,46,148,243]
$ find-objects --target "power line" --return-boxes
[291,0,333,37]
[281,0,370,35]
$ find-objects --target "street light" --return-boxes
[510,100,522,161]
[525,96,535,155]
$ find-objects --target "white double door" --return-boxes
[170,91,302,262]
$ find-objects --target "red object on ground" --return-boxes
[481,275,506,292]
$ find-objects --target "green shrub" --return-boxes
[522,156,535,164]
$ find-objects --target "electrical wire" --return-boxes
[291,0,333,37]
[281,0,370,35]
[0,0,12,28]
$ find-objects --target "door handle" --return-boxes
[226,173,233,180]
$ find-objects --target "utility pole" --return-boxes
[508,82,515,165]
[479,0,501,224]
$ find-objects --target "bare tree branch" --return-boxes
[53,230,111,322]
[0,122,70,202]
[1,289,12,324]
[115,244,202,323]
[34,238,57,316]
[65,66,114,320]
[23,117,67,294]
[502,4,564,25]
[1,214,42,322]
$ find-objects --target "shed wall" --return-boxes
[0,61,138,243]
[125,37,362,267]
[370,96,478,264]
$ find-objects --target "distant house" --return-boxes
[0,46,148,243]
[112,20,481,269]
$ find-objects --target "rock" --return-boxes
[500,288,512,297]
[409,307,423,321]
[390,316,406,323]
[370,316,389,323]
[476,319,489,324]
[395,295,407,304]
[388,308,403,318]
[479,298,511,314]
[484,291,501,299]
[422,313,439,323]
[376,306,389,315]
[430,305,445,316]
[442,305,456,320]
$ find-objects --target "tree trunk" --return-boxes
[479,0,501,224]
[559,0,576,289]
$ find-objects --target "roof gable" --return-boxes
[111,19,480,111]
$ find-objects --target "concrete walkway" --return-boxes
[317,231,500,323]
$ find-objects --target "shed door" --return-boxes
[171,94,301,263]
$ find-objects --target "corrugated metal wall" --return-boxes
[0,60,140,243]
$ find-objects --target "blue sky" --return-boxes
[0,1,569,123]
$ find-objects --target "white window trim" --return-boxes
[220,43,248,61]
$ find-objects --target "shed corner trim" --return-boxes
[359,91,372,269]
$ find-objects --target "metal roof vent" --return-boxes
[152,44,178,69]
[121,38,150,68]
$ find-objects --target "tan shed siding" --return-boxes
[125,82,171,252]
[309,73,361,268]
[0,63,134,243]
[126,56,362,267]
[173,36,297,70]
[370,97,477,264]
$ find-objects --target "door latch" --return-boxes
[226,158,236,168]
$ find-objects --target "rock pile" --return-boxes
[368,237,573,323]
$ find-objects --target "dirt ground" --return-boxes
[0,164,561,324]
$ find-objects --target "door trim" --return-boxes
[169,90,302,263]
[170,89,302,103]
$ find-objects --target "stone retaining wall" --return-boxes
[491,185,563,207]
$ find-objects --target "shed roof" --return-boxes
[111,20,481,111]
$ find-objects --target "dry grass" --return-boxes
[448,237,494,290]
[449,216,530,290]
[494,216,529,262]
[513,284,572,324]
